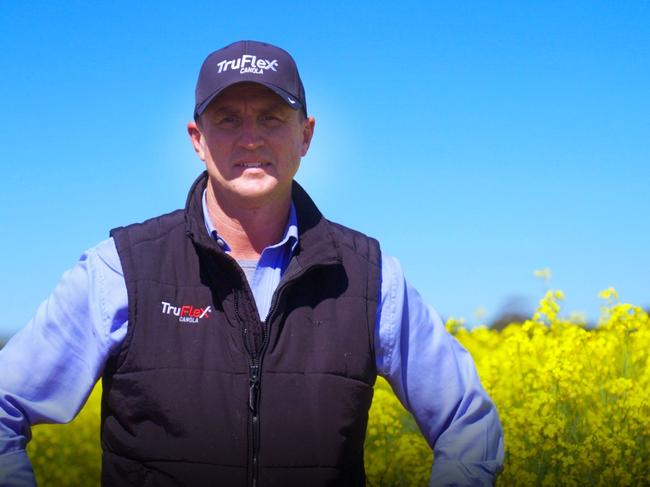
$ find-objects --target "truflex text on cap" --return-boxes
[194,40,307,119]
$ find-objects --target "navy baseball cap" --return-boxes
[194,40,307,119]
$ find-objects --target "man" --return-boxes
[0,40,504,486]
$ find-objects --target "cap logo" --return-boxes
[216,55,279,75]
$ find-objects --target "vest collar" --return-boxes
[183,171,342,268]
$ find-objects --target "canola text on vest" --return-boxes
[216,55,279,75]
[161,301,212,324]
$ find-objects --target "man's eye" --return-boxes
[216,116,239,126]
[260,114,282,124]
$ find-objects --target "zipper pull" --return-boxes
[249,363,260,412]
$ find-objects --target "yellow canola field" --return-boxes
[28,289,650,486]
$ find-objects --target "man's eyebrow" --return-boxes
[261,101,289,112]
[208,105,238,115]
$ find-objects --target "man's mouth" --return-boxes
[236,162,271,168]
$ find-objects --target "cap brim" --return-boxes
[194,81,304,119]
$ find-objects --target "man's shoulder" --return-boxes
[324,218,381,268]
[110,208,186,247]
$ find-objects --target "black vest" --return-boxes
[101,173,381,487]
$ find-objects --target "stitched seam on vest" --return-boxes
[124,281,371,298]
[113,369,372,381]
[365,236,378,373]
[114,367,248,375]
[326,220,381,268]
[260,465,345,469]
[110,229,137,373]
[119,212,185,244]
[260,370,373,386]
[103,450,246,468]
[127,222,186,247]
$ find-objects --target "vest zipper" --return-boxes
[236,259,339,487]
[240,308,270,487]
[249,359,261,487]
[234,274,270,487]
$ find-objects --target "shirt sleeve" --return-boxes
[0,237,128,486]
[375,253,504,486]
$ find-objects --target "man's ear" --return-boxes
[187,121,206,161]
[301,116,316,156]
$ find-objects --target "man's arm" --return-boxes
[376,254,504,486]
[0,238,127,486]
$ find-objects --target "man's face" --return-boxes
[188,82,315,209]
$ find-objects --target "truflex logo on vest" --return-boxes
[161,301,212,324]
[216,55,279,75]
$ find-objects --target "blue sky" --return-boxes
[1,1,648,337]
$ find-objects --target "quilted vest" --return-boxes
[101,172,381,487]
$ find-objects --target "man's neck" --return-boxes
[205,183,291,260]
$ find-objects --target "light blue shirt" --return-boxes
[0,195,504,486]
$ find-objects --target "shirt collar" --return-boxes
[201,189,299,255]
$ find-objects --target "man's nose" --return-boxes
[238,120,264,150]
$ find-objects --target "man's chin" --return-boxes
[228,182,291,207]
